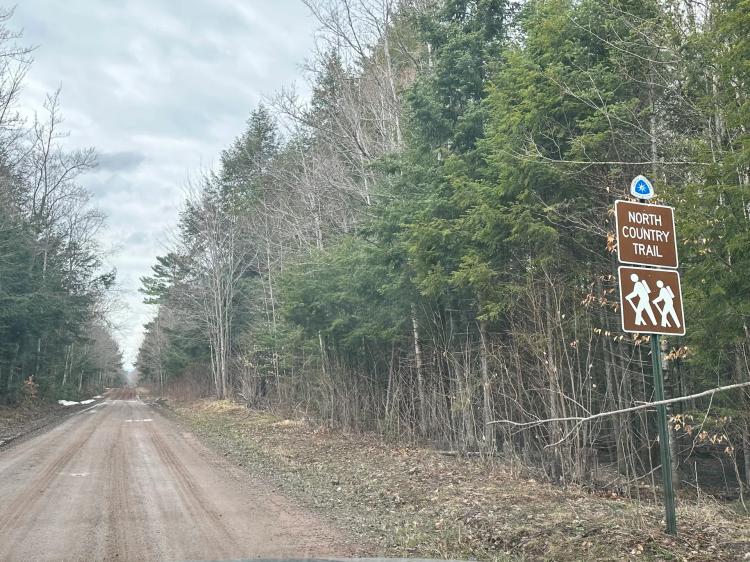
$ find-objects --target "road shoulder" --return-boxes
[163,399,750,562]
[0,400,100,451]
[152,399,368,558]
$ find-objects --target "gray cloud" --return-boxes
[96,150,146,172]
[16,0,316,367]
[124,231,149,246]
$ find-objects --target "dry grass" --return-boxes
[169,399,750,561]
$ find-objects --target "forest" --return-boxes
[135,0,750,498]
[0,9,123,404]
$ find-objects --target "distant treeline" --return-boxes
[137,0,749,495]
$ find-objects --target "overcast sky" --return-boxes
[15,1,317,369]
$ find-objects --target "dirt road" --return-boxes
[0,389,351,561]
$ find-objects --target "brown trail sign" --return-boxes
[615,200,678,268]
[618,266,685,336]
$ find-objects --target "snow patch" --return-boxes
[57,397,100,407]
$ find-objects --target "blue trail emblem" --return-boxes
[630,175,654,199]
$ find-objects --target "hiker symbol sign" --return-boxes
[617,266,685,336]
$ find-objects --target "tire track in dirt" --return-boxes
[149,428,239,558]
[0,409,100,556]
[104,407,138,560]
[0,396,354,560]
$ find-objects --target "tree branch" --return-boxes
[487,381,750,426]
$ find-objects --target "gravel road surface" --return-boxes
[0,389,350,561]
